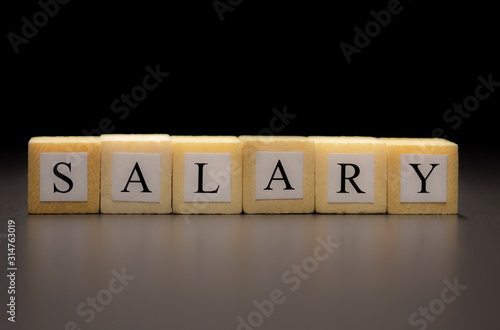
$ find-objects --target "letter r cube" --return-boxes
[311,136,387,213]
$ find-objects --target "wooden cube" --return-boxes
[172,136,242,214]
[28,136,101,214]
[100,134,172,214]
[381,138,458,214]
[311,136,387,213]
[240,136,314,214]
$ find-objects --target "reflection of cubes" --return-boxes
[240,136,314,214]
[381,138,458,214]
[100,134,172,214]
[311,136,387,214]
[28,136,101,214]
[172,136,242,214]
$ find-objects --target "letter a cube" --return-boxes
[240,136,314,213]
[100,134,172,214]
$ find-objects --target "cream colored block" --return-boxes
[311,136,387,213]
[100,134,172,214]
[172,136,242,214]
[240,136,314,214]
[28,136,101,214]
[381,138,458,214]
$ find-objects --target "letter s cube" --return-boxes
[28,136,101,214]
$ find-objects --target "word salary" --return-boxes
[27,136,458,215]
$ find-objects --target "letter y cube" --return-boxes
[381,138,458,214]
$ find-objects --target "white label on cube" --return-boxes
[112,153,161,202]
[184,153,232,202]
[40,153,88,202]
[400,154,448,203]
[255,152,304,200]
[328,153,375,203]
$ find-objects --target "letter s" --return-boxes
[53,162,73,193]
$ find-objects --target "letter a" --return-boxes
[121,162,152,193]
[264,160,295,190]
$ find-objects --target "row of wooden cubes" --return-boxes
[28,135,458,214]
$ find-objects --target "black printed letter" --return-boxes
[337,163,365,194]
[53,162,73,193]
[264,160,295,191]
[409,163,439,193]
[121,162,152,193]
[195,163,220,193]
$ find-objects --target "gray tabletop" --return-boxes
[1,147,499,330]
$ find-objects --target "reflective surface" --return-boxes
[1,148,499,330]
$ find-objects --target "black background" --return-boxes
[3,0,499,151]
